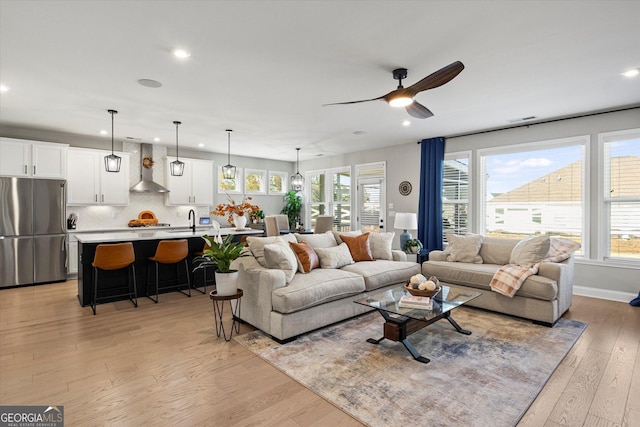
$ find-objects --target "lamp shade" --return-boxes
[394,212,418,230]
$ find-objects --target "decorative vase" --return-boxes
[232,213,247,229]
[215,270,238,296]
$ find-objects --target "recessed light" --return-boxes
[0,84,9,93]
[138,79,162,88]
[100,130,108,135]
[198,143,204,147]
[402,120,411,127]
[173,49,191,59]
[622,68,639,78]
[153,137,160,142]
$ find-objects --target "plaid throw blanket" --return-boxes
[490,263,539,298]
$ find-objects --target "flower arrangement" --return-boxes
[211,194,260,224]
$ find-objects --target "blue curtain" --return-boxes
[417,137,445,252]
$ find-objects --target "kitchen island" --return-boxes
[75,228,262,307]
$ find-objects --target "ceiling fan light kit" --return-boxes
[325,61,464,119]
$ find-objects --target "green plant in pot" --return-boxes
[281,189,302,230]
[403,238,423,254]
[193,234,248,296]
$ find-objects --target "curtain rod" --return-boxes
[418,105,639,142]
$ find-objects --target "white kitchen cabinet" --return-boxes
[67,148,130,205]
[67,235,78,275]
[165,158,214,206]
[0,137,67,178]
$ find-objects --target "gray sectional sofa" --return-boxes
[422,235,576,326]
[232,231,421,342]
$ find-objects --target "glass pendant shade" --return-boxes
[291,147,304,191]
[170,120,184,176]
[104,109,121,172]
[222,129,236,179]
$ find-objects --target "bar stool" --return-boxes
[91,242,137,315]
[193,241,213,294]
[147,239,191,303]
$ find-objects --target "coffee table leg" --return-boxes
[401,338,430,364]
[445,312,472,335]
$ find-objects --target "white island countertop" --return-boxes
[75,228,262,244]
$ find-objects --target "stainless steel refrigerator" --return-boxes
[1,177,67,287]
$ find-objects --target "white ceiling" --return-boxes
[1,1,639,162]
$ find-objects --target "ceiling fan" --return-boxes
[324,61,464,119]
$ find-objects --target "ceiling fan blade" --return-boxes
[407,61,465,95]
[323,96,384,106]
[406,101,434,119]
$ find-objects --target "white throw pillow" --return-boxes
[332,230,362,244]
[247,234,297,267]
[314,243,355,269]
[368,232,395,260]
[510,236,551,268]
[296,230,338,249]
[263,239,298,282]
[444,233,484,263]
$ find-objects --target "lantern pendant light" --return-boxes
[291,147,304,191]
[104,109,121,172]
[170,121,185,176]
[222,129,236,180]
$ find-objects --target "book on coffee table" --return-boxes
[398,295,433,310]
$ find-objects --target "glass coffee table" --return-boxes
[354,285,481,363]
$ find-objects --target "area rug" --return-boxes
[235,307,586,427]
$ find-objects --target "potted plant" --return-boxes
[250,209,264,223]
[211,194,260,229]
[193,234,248,296]
[281,189,302,230]
[403,238,423,254]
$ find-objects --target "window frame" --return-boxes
[443,151,471,240]
[268,170,288,195]
[244,168,267,195]
[217,166,243,194]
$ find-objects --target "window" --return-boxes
[217,166,243,194]
[443,153,470,239]
[356,162,386,232]
[268,171,287,194]
[479,136,587,255]
[600,129,640,261]
[305,167,351,231]
[244,169,266,194]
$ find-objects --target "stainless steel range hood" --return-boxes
[130,143,170,193]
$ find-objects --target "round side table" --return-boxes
[209,289,243,341]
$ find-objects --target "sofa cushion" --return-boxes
[272,269,365,314]
[247,234,297,267]
[340,233,374,262]
[263,240,298,282]
[296,230,338,248]
[341,260,421,291]
[368,232,395,260]
[422,260,557,300]
[444,233,484,263]
[315,243,354,269]
[510,236,550,268]
[478,237,518,265]
[289,241,320,273]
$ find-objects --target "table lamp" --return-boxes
[394,212,418,251]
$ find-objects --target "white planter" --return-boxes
[233,213,247,229]
[215,270,238,296]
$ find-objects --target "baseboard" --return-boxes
[573,285,638,303]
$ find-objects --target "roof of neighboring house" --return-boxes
[489,156,640,203]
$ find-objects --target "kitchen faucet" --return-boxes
[188,209,196,233]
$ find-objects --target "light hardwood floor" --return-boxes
[0,280,638,426]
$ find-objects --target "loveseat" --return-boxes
[422,234,578,326]
[232,231,421,342]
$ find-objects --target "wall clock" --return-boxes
[399,181,412,196]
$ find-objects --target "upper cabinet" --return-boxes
[67,148,130,206]
[0,137,68,179]
[165,158,214,206]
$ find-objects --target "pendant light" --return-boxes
[170,120,185,176]
[104,109,121,172]
[222,129,236,179]
[291,147,304,191]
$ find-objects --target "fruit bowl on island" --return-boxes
[405,274,441,297]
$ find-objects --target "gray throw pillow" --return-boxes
[443,233,484,263]
[509,236,550,268]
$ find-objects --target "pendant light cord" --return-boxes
[174,121,181,160]
[108,109,117,155]
[226,129,232,164]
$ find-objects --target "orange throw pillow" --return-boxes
[289,241,320,273]
[340,233,374,262]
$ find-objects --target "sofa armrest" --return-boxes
[538,256,574,315]
[392,250,407,261]
[428,250,447,261]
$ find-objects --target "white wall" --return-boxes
[300,107,640,300]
